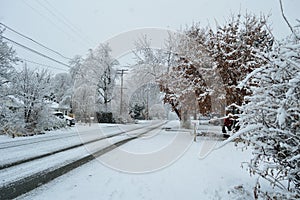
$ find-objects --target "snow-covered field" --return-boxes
[14,120,265,200]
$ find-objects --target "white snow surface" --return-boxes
[0,121,164,186]
[11,120,264,200]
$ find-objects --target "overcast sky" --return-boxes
[0,0,299,73]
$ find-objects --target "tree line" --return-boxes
[0,33,118,135]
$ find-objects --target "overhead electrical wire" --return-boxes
[22,0,90,49]
[19,58,69,72]
[37,0,95,46]
[1,35,71,68]
[0,22,72,60]
[43,0,95,45]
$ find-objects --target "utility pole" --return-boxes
[117,69,128,116]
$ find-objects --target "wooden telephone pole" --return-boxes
[117,69,128,115]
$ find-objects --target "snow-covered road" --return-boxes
[0,120,164,167]
[0,120,168,196]
[15,120,260,200]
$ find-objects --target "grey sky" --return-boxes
[0,0,299,73]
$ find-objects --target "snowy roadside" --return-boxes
[18,121,263,200]
[0,121,160,165]
[0,121,165,189]
[0,120,159,142]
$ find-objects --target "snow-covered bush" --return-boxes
[35,106,66,132]
[0,105,25,136]
[238,32,300,198]
[2,66,66,136]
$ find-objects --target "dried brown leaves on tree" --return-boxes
[160,13,273,119]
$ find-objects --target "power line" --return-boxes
[22,0,90,49]
[35,0,93,46]
[1,35,71,68]
[18,58,69,72]
[42,0,95,45]
[0,22,72,60]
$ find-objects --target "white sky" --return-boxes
[0,0,299,73]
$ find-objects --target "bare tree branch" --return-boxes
[279,0,300,40]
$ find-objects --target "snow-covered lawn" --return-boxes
[17,120,262,200]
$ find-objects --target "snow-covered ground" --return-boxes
[0,121,166,186]
[15,120,265,200]
[0,120,162,166]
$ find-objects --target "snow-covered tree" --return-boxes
[69,55,83,81]
[110,85,132,123]
[128,83,161,120]
[132,35,175,84]
[159,26,215,127]
[73,44,118,120]
[236,23,300,199]
[158,13,273,128]
[95,44,118,113]
[72,83,95,123]
[0,28,18,92]
[0,28,19,134]
[50,72,73,110]
[5,65,64,135]
[133,34,192,123]
[206,13,273,108]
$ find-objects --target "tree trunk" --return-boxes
[180,109,191,129]
[170,101,181,120]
